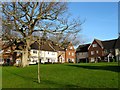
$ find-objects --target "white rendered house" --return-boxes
[30,49,57,64]
[29,40,58,64]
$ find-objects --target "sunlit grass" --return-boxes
[2,62,119,88]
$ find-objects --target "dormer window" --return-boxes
[92,44,97,47]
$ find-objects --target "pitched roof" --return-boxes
[101,39,117,50]
[95,39,103,48]
[61,42,71,49]
[30,41,55,51]
[50,41,65,51]
[115,38,120,49]
[30,39,65,52]
[76,44,90,52]
[89,38,117,50]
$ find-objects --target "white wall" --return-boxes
[115,49,120,56]
[30,49,57,63]
[115,49,120,62]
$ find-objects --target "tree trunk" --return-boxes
[21,37,31,67]
[38,41,40,83]
[21,47,29,67]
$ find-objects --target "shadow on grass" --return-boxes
[67,65,120,73]
[39,79,81,88]
[3,68,37,81]
[3,68,81,88]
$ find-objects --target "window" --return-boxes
[91,51,94,55]
[92,44,97,47]
[110,49,113,53]
[104,49,108,53]
[72,53,74,56]
[82,52,84,55]
[96,50,99,54]
[33,50,37,54]
[69,52,70,55]
[70,46,72,49]
[52,52,55,55]
[91,58,95,62]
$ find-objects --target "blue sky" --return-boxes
[68,2,118,44]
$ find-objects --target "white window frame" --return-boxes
[91,51,94,55]
[72,53,74,56]
[96,50,99,54]
[69,52,70,55]
[92,44,97,47]
[52,52,55,55]
[70,46,73,49]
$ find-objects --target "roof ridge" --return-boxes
[102,39,117,42]
[94,39,103,48]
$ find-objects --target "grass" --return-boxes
[2,62,119,88]
[0,66,2,89]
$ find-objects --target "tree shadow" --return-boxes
[67,64,120,73]
[2,68,37,81]
[40,79,81,88]
[3,68,82,88]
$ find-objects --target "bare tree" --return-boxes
[2,2,82,67]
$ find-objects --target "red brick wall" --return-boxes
[88,40,103,62]
[65,42,76,63]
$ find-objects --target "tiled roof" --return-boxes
[95,39,103,48]
[76,44,90,52]
[101,39,117,50]
[30,39,65,51]
[115,38,120,49]
[94,38,118,50]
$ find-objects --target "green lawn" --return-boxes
[1,62,119,88]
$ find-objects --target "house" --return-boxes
[64,42,76,63]
[114,37,120,62]
[30,41,76,64]
[1,36,76,65]
[1,39,16,65]
[30,40,58,64]
[57,50,65,63]
[76,44,90,63]
[88,39,117,62]
[50,41,65,63]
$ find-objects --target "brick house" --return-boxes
[64,42,76,63]
[88,39,117,62]
[50,41,76,63]
[1,40,16,65]
[76,44,90,63]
